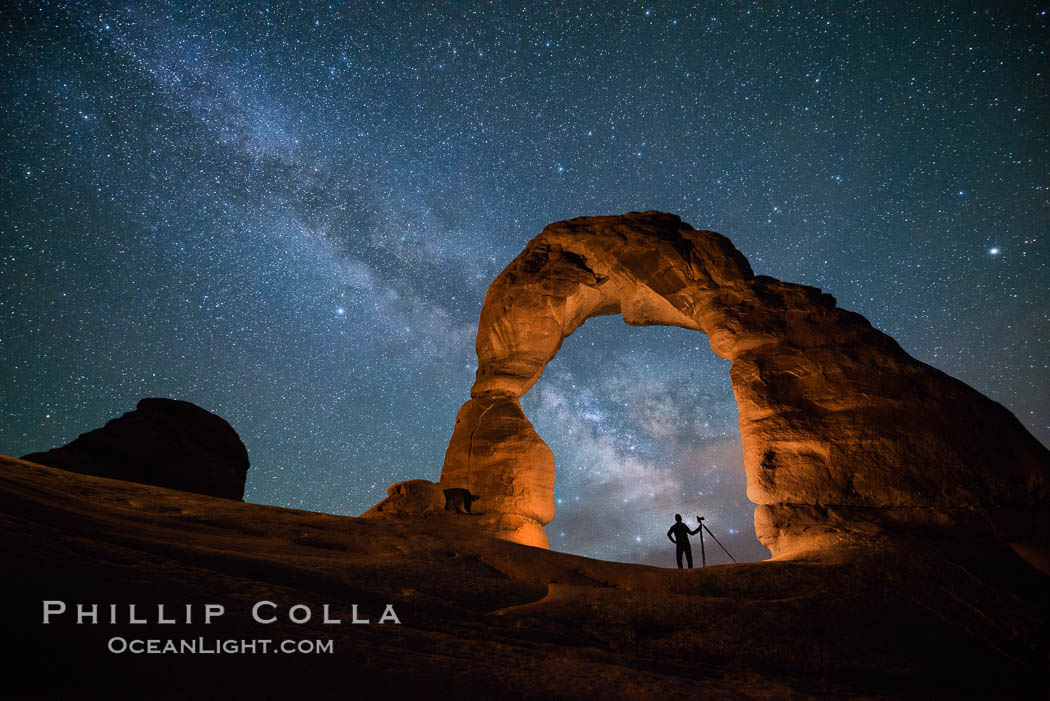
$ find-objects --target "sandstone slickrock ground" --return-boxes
[365,212,1050,564]
[4,455,1046,700]
[22,398,250,500]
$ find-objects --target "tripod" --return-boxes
[696,516,737,566]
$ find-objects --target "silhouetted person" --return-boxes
[667,513,702,569]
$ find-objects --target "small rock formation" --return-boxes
[360,481,484,518]
[22,398,249,500]
[368,211,1049,562]
[362,479,446,517]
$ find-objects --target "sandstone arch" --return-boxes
[373,212,1049,562]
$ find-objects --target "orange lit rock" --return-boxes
[370,211,1050,560]
[439,396,555,548]
[361,479,445,517]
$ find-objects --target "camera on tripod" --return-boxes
[692,514,735,566]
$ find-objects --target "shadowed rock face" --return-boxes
[23,398,249,500]
[376,211,1049,560]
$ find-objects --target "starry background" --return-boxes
[2,2,1047,566]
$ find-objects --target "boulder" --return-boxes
[361,479,445,517]
[22,398,249,500]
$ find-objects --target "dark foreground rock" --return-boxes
[4,455,1046,700]
[22,398,249,500]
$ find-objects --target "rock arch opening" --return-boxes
[368,212,1048,564]
[520,319,767,564]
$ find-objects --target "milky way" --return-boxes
[2,3,1047,566]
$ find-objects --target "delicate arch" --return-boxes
[432,212,1048,558]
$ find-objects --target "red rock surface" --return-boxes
[22,398,249,500]
[4,455,1046,699]
[376,211,1050,560]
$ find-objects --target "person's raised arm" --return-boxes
[689,516,702,535]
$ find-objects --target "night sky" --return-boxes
[2,2,1047,567]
